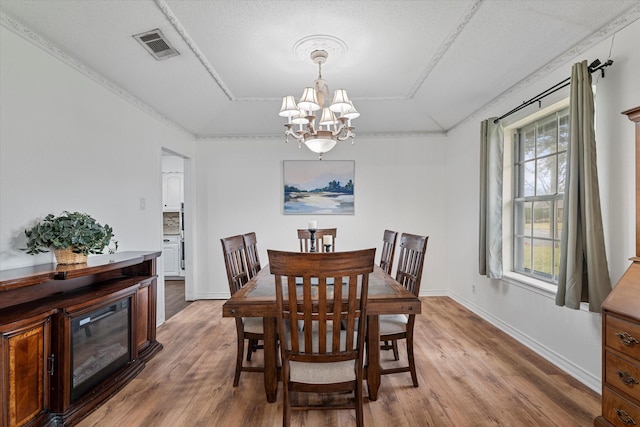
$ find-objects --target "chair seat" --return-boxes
[242,317,263,334]
[290,360,356,384]
[379,314,408,335]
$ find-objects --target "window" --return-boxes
[513,108,568,284]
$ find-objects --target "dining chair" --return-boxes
[378,232,428,387]
[268,248,376,427]
[379,229,398,275]
[297,228,337,252]
[243,232,262,279]
[220,234,264,386]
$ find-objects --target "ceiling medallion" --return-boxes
[279,36,358,160]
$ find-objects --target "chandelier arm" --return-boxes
[285,126,307,142]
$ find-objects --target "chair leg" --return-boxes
[355,382,364,427]
[234,336,245,387]
[406,334,418,387]
[282,384,291,427]
[247,338,255,361]
[391,340,399,361]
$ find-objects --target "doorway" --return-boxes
[161,150,192,320]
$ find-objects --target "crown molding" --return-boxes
[408,0,483,98]
[0,10,194,139]
[154,0,234,101]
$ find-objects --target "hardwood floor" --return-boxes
[165,279,191,320]
[77,297,600,426]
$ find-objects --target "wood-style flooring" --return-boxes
[77,297,600,426]
[165,279,191,320]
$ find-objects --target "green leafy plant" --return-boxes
[23,211,118,256]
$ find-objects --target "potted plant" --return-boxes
[23,211,118,264]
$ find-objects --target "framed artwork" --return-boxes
[283,160,355,215]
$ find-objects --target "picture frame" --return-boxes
[283,160,355,215]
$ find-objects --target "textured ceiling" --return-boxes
[1,0,638,139]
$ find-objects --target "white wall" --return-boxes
[444,19,640,391]
[0,26,196,323]
[193,135,449,298]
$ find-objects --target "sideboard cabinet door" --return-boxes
[1,314,52,427]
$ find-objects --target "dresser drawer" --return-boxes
[603,387,640,427]
[606,315,640,360]
[606,351,640,403]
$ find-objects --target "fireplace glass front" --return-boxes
[70,297,131,402]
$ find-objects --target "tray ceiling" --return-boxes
[1,0,638,139]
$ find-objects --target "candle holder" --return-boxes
[309,228,317,253]
[324,244,332,252]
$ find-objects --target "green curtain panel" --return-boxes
[479,118,504,279]
[556,60,611,312]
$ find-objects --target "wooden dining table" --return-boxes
[222,264,422,402]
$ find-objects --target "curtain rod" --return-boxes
[493,59,614,123]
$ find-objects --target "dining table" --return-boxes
[222,263,422,402]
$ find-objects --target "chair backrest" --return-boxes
[268,249,375,363]
[220,235,250,295]
[297,228,337,253]
[395,233,429,296]
[380,229,398,275]
[243,232,261,279]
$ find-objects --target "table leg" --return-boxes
[263,316,278,403]
[367,314,381,401]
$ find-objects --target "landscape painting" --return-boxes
[283,160,355,215]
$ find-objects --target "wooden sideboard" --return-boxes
[595,107,640,426]
[0,251,162,427]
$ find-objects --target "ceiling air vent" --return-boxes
[133,29,179,60]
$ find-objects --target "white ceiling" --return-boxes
[1,0,638,139]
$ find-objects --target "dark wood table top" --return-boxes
[222,264,421,318]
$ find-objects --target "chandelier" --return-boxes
[279,49,359,159]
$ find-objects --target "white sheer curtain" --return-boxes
[479,118,504,279]
[556,60,611,312]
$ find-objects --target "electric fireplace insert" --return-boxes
[70,296,131,402]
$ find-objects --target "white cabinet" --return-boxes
[162,173,183,211]
[163,235,180,277]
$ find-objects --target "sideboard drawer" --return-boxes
[605,351,640,403]
[603,387,640,427]
[606,315,640,360]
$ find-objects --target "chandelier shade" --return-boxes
[280,48,357,159]
[279,96,299,118]
[329,89,352,113]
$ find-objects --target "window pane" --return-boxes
[555,199,563,239]
[536,156,556,195]
[523,202,533,237]
[532,239,553,280]
[533,201,551,238]
[514,201,524,236]
[554,241,561,282]
[558,111,569,152]
[524,161,535,197]
[557,152,566,193]
[522,124,536,160]
[537,115,557,156]
[523,238,532,272]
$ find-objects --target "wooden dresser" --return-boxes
[595,106,640,426]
